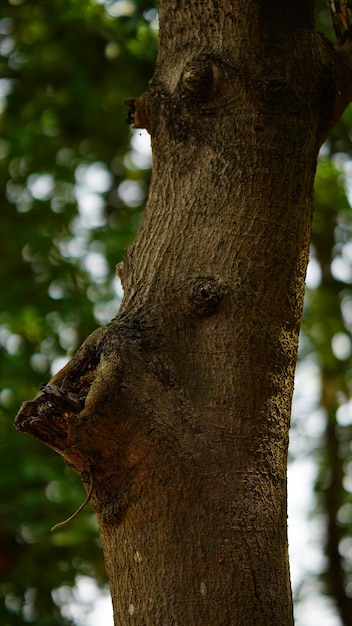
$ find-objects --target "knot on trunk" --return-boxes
[182,57,220,101]
[188,277,224,316]
[183,63,213,96]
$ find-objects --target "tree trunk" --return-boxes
[15,2,352,625]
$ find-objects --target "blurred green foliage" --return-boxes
[2,1,352,625]
[298,106,352,622]
[0,0,156,623]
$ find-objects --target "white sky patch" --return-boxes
[27,173,55,201]
[0,77,13,113]
[331,256,352,283]
[287,354,342,625]
[143,7,158,29]
[294,597,342,626]
[75,188,106,229]
[342,157,352,205]
[288,460,322,585]
[85,594,114,625]
[118,179,147,207]
[84,251,109,281]
[93,298,121,324]
[342,239,352,264]
[73,162,112,232]
[48,280,66,300]
[341,294,352,330]
[53,576,113,626]
[57,235,87,259]
[50,356,70,376]
[30,352,48,373]
[124,129,152,170]
[291,359,321,427]
[337,400,352,426]
[101,0,136,18]
[305,256,322,289]
[130,129,152,166]
[332,332,352,360]
[91,276,124,323]
[113,275,124,299]
[57,325,79,351]
[5,333,24,355]
[75,162,113,193]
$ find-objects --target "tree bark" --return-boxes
[15,2,352,625]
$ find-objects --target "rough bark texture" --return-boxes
[15,2,352,625]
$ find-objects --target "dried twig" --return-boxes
[50,478,93,532]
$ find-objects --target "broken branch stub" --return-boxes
[14,325,123,475]
[124,93,153,133]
